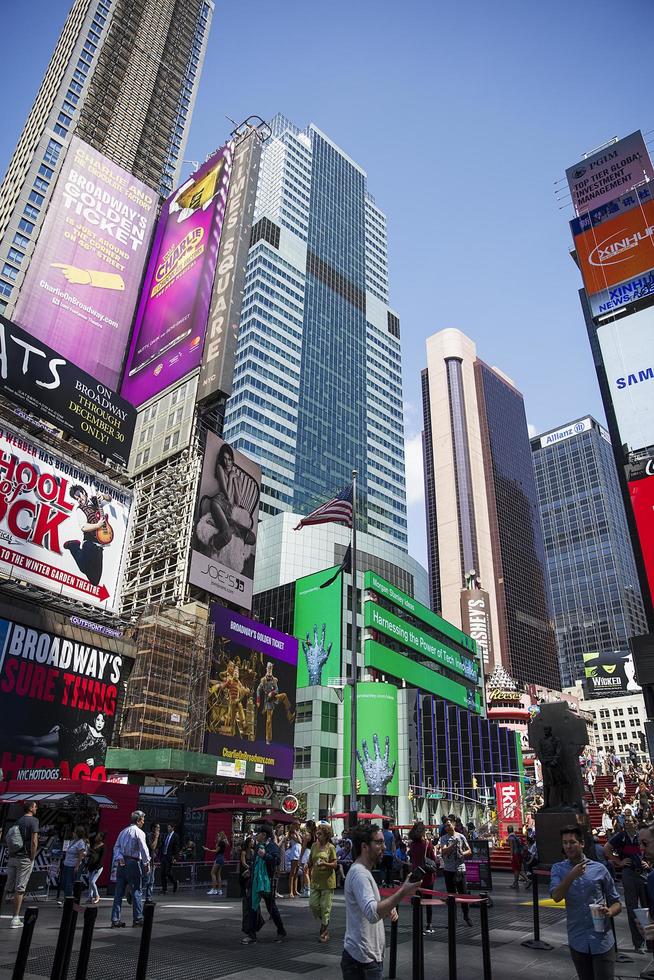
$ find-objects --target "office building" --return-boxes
[222,114,407,550]
[422,328,560,690]
[0,0,213,314]
[531,417,647,688]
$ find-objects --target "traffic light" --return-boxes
[408,787,414,801]
[472,775,478,790]
[356,778,361,792]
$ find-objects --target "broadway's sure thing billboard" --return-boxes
[597,305,654,453]
[0,316,136,467]
[629,473,654,608]
[188,431,261,609]
[573,196,654,304]
[294,566,342,687]
[121,145,232,407]
[583,650,641,696]
[204,606,298,780]
[13,137,157,391]
[0,618,132,781]
[343,682,399,796]
[0,426,132,612]
[566,131,654,216]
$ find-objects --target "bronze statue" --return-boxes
[529,703,588,810]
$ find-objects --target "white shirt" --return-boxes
[113,824,149,865]
[343,862,385,965]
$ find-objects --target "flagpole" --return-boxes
[349,469,358,829]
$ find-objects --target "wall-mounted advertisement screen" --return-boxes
[0,617,133,781]
[343,682,399,796]
[13,137,157,391]
[583,650,641,696]
[597,305,654,453]
[294,566,342,687]
[121,145,232,407]
[629,473,654,607]
[573,197,654,302]
[365,639,483,714]
[188,431,261,610]
[566,131,654,216]
[204,606,298,780]
[0,425,132,612]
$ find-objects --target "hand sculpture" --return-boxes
[356,734,396,793]
[302,623,332,685]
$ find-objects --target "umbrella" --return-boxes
[193,801,269,813]
[328,812,387,821]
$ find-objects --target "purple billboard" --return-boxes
[13,137,157,391]
[121,145,232,407]
[205,606,298,780]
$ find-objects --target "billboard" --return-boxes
[204,606,298,780]
[0,316,136,466]
[629,473,654,607]
[188,431,261,610]
[294,566,342,687]
[566,131,654,215]
[0,617,133,781]
[343,682,399,796]
[495,781,522,839]
[573,196,654,300]
[597,305,654,453]
[583,650,641,696]
[13,136,157,390]
[121,145,232,407]
[0,425,132,612]
[460,589,493,666]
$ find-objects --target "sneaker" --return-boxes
[217,889,223,896]
[241,937,256,945]
[207,889,217,895]
[111,921,126,929]
[10,916,23,929]
[636,944,648,955]
[132,920,144,927]
[275,932,287,943]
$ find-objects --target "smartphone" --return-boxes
[408,866,425,883]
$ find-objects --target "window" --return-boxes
[139,424,154,446]
[294,746,311,769]
[320,747,337,779]
[18,218,34,235]
[33,176,49,193]
[167,407,183,428]
[296,701,312,724]
[0,282,12,298]
[28,190,44,206]
[2,264,19,281]
[135,448,150,468]
[44,139,62,165]
[321,701,338,734]
[53,124,68,138]
[13,233,29,249]
[23,204,39,220]
[7,248,23,265]
[163,430,180,453]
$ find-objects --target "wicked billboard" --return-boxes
[0,617,133,780]
[204,606,298,780]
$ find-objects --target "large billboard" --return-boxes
[343,682,399,796]
[566,131,654,215]
[0,617,133,781]
[188,431,261,610]
[0,425,132,612]
[294,566,342,688]
[495,781,522,839]
[573,196,654,301]
[204,606,298,780]
[121,145,232,407]
[597,305,654,453]
[0,316,136,466]
[583,650,641,696]
[13,137,157,390]
[460,588,493,667]
[629,473,654,607]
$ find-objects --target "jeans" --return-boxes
[144,866,155,903]
[622,867,649,948]
[87,867,102,902]
[341,949,384,979]
[443,869,471,922]
[112,860,144,924]
[570,945,616,980]
[61,864,77,899]
[381,855,394,886]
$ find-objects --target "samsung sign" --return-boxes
[598,305,654,453]
[540,418,592,448]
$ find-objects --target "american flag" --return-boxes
[294,484,353,530]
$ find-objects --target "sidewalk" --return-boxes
[0,878,649,980]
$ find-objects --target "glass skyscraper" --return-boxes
[223,115,407,548]
[531,416,647,688]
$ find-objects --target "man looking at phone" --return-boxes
[342,823,420,980]
[604,810,648,953]
[551,824,621,979]
[440,817,473,926]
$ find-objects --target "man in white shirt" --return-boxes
[342,823,419,979]
[111,810,150,928]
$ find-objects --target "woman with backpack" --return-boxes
[86,831,106,905]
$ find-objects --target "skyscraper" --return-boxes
[222,114,407,549]
[531,416,647,688]
[0,0,213,315]
[422,328,560,690]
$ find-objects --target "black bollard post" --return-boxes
[75,906,98,980]
[12,906,39,980]
[480,898,492,980]
[389,910,398,979]
[50,897,75,980]
[411,895,422,980]
[135,901,156,980]
[59,882,84,980]
[447,895,457,980]
[521,870,553,950]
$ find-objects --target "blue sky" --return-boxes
[1,0,651,566]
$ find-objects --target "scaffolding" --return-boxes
[120,602,212,753]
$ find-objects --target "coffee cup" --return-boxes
[589,903,606,932]
[634,907,650,931]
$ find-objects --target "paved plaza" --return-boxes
[1,878,651,980]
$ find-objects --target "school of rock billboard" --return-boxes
[188,431,261,610]
[13,136,157,391]
[204,605,298,781]
[121,144,232,407]
[0,425,132,612]
[0,617,133,781]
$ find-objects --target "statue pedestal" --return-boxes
[535,809,592,866]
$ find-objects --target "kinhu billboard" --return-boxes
[343,682,399,796]
[294,566,342,687]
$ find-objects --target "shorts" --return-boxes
[6,855,34,894]
[511,854,522,874]
[214,855,225,866]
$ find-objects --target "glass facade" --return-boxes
[224,115,407,549]
[475,360,560,690]
[531,420,647,688]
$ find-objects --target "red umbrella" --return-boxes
[193,801,269,813]
[328,812,387,821]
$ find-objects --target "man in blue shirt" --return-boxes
[551,824,621,979]
[380,819,395,887]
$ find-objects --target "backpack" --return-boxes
[6,822,26,856]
